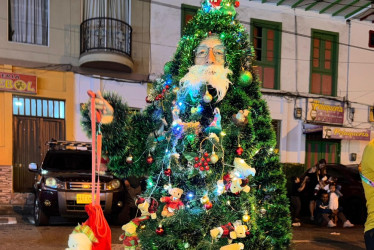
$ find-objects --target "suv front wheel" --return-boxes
[34,196,49,226]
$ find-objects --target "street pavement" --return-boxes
[0,205,367,249]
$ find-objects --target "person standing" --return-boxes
[299,159,327,221]
[361,139,374,249]
[290,176,302,226]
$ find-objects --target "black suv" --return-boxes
[28,141,127,226]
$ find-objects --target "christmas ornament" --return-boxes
[232,158,256,178]
[194,153,211,171]
[232,109,249,127]
[164,168,172,176]
[210,152,219,164]
[205,108,222,135]
[140,224,146,230]
[126,154,133,164]
[146,154,154,164]
[204,201,213,210]
[156,225,165,235]
[236,146,244,156]
[145,96,153,103]
[242,212,250,222]
[239,71,253,87]
[160,187,184,217]
[200,195,209,204]
[209,0,222,7]
[172,87,180,94]
[234,1,240,7]
[203,91,213,103]
[260,207,267,215]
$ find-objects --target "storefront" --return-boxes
[0,67,75,202]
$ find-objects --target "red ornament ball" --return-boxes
[204,201,213,210]
[203,162,208,167]
[156,226,165,235]
[236,146,244,156]
[206,158,211,162]
[194,163,199,168]
[200,166,205,171]
[234,1,240,8]
[194,157,199,162]
[145,96,152,103]
[164,168,172,176]
[205,166,210,171]
[146,155,154,164]
[204,152,209,158]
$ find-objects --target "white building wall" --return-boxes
[149,0,374,165]
[74,74,148,142]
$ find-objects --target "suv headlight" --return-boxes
[107,179,121,190]
[44,177,64,189]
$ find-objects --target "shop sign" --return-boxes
[303,123,323,134]
[323,126,371,141]
[0,72,37,94]
[307,98,344,125]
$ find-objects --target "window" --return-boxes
[13,96,65,119]
[8,0,49,46]
[369,30,374,48]
[251,19,281,90]
[271,120,281,154]
[310,30,338,96]
[181,4,198,36]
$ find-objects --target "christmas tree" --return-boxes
[82,0,291,249]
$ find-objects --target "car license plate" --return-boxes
[76,193,92,204]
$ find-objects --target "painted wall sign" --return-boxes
[307,98,344,125]
[0,72,37,94]
[323,126,371,141]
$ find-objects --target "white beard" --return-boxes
[179,65,232,103]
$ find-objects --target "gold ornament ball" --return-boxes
[242,214,250,222]
[203,91,213,103]
[210,152,219,164]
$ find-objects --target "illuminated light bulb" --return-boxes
[227,200,231,205]
[187,192,195,199]
[220,131,226,137]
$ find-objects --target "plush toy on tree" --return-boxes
[210,221,250,244]
[136,197,158,219]
[66,224,98,250]
[160,187,184,217]
[119,216,149,250]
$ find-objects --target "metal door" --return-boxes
[13,117,65,192]
[305,139,340,169]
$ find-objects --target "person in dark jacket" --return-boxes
[290,176,302,226]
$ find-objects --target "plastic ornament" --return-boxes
[239,71,253,87]
[234,1,240,7]
[146,154,154,164]
[203,91,213,103]
[201,195,209,204]
[126,154,133,164]
[145,96,153,103]
[164,168,172,176]
[172,87,180,94]
[156,225,165,235]
[210,152,219,164]
[236,146,244,156]
[242,212,250,222]
[260,207,267,215]
[140,224,146,230]
[204,201,213,210]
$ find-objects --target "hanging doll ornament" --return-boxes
[203,90,213,103]
[205,108,222,135]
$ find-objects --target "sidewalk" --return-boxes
[292,220,365,250]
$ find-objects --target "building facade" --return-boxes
[0,0,150,203]
[149,0,374,168]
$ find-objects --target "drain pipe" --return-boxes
[346,19,352,123]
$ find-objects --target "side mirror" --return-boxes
[28,163,38,172]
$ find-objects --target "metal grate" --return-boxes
[68,182,105,191]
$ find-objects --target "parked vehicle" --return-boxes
[299,163,367,224]
[28,140,127,226]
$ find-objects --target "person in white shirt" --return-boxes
[328,184,354,228]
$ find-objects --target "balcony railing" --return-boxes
[80,17,132,57]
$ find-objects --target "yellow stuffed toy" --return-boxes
[220,243,245,250]
[119,216,149,250]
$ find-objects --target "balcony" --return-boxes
[79,17,133,72]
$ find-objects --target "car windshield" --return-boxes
[43,150,92,171]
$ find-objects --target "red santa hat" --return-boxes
[131,216,149,227]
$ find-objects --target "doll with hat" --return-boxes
[119,216,149,250]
